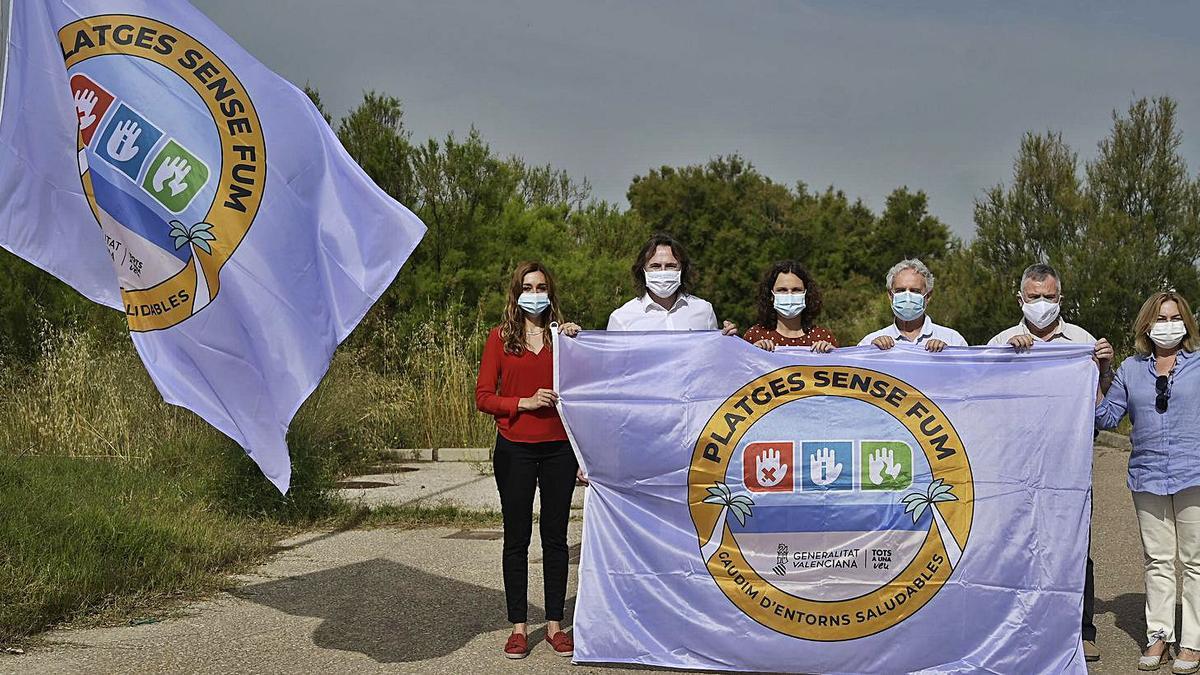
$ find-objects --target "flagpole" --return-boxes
[0,0,12,124]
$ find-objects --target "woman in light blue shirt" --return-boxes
[1096,291,1200,673]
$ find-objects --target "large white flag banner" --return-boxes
[556,332,1096,673]
[0,0,425,491]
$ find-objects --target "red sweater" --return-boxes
[475,327,567,443]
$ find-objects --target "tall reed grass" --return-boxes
[0,327,215,462]
[0,304,501,643]
[358,303,495,450]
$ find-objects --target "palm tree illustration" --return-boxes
[699,481,755,562]
[902,478,963,568]
[169,220,216,311]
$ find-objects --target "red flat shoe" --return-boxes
[546,631,574,657]
[504,632,528,659]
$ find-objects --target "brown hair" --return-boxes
[754,261,823,331]
[499,261,565,355]
[631,233,693,297]
[1132,291,1200,355]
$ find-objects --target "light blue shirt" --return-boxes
[1096,349,1200,495]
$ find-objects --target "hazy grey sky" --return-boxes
[190,0,1200,237]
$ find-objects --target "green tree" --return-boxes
[869,188,950,274]
[554,203,648,328]
[932,243,1008,346]
[952,96,1200,351]
[790,184,876,282]
[411,128,517,279]
[1074,97,1200,349]
[509,158,592,211]
[302,84,333,126]
[338,110,604,330]
[336,91,416,205]
[974,131,1086,273]
[0,251,122,359]
[945,131,1087,343]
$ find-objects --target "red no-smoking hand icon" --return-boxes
[743,441,795,493]
[70,73,115,147]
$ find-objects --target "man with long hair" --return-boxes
[607,233,737,334]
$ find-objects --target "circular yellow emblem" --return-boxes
[688,365,973,640]
[61,15,266,331]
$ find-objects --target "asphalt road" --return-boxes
[1,445,1163,674]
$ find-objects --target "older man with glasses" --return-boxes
[859,258,966,352]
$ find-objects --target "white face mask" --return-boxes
[516,292,550,316]
[1150,320,1187,350]
[773,292,807,319]
[1021,299,1061,330]
[645,270,682,299]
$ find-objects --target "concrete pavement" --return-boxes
[7,523,595,674]
[335,461,584,513]
[3,444,1163,674]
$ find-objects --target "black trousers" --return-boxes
[1083,551,1096,641]
[493,434,577,624]
[1081,485,1096,642]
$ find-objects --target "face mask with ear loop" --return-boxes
[517,292,550,316]
[773,292,807,319]
[645,270,682,299]
[891,291,926,322]
[1149,320,1187,350]
[1021,299,1061,330]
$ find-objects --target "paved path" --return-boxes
[2,446,1160,673]
[335,462,585,512]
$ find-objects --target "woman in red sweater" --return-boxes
[475,261,582,660]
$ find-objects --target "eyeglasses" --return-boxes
[1156,375,1170,413]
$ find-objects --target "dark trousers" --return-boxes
[1082,487,1095,641]
[493,434,577,624]
[1083,552,1096,641]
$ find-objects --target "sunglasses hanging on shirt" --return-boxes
[1156,375,1170,413]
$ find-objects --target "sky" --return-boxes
[188,0,1200,238]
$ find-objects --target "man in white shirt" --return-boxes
[986,261,1114,664]
[988,263,1114,360]
[607,234,737,334]
[859,258,966,351]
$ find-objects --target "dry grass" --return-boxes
[0,311,502,644]
[364,305,495,450]
[0,328,215,462]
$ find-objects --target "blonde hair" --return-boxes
[1132,291,1200,355]
[499,261,565,355]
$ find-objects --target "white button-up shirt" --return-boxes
[607,293,719,331]
[857,316,968,347]
[987,320,1096,346]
